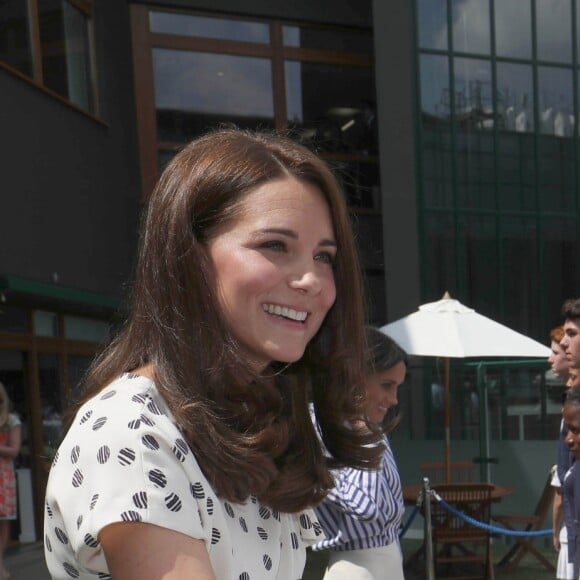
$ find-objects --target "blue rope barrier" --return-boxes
[400,504,420,538]
[435,496,553,538]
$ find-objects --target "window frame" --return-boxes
[0,0,100,120]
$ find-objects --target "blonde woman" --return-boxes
[0,383,21,580]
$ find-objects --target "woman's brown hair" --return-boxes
[70,128,382,512]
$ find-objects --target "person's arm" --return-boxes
[100,522,217,580]
[0,423,21,459]
[553,489,563,551]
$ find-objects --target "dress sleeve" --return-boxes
[45,379,212,572]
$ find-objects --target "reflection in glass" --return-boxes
[282,25,372,53]
[496,63,533,133]
[153,49,274,143]
[536,0,572,62]
[454,58,493,131]
[419,54,449,119]
[150,12,269,43]
[38,0,94,111]
[0,1,32,75]
[494,0,531,59]
[538,67,573,137]
[416,0,447,50]
[285,61,377,155]
[452,0,490,55]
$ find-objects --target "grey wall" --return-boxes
[372,0,422,323]
[0,2,141,298]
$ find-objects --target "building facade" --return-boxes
[0,0,576,540]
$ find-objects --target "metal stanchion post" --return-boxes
[423,477,435,580]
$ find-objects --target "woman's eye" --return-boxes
[260,240,286,252]
[315,251,335,265]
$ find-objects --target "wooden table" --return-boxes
[403,483,513,505]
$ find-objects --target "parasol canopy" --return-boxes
[380,292,551,481]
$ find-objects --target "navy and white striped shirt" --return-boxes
[312,436,404,552]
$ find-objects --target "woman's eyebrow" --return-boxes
[259,228,337,247]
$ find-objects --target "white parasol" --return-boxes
[380,292,551,481]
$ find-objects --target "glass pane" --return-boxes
[502,217,541,337]
[458,214,499,317]
[0,305,28,333]
[350,213,384,270]
[537,134,575,211]
[494,0,532,59]
[61,1,92,110]
[420,54,450,119]
[452,0,490,54]
[63,315,109,342]
[39,354,64,461]
[423,212,458,299]
[150,12,270,43]
[497,132,536,211]
[38,0,94,111]
[154,49,274,143]
[0,0,33,75]
[67,355,93,406]
[541,218,578,323]
[282,25,373,54]
[455,131,496,209]
[538,66,574,137]
[34,311,58,337]
[536,0,572,62]
[329,160,380,208]
[454,57,493,131]
[422,128,454,208]
[496,63,534,133]
[285,61,377,155]
[0,351,30,468]
[417,0,448,50]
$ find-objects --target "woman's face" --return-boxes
[364,361,406,425]
[564,403,580,460]
[206,176,337,372]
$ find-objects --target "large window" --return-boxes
[131,6,385,322]
[415,0,580,442]
[0,0,97,114]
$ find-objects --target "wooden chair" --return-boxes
[492,465,556,572]
[428,483,495,580]
[420,460,476,485]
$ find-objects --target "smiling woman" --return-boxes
[43,127,384,580]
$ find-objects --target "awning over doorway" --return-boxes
[0,275,121,316]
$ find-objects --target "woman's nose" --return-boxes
[288,268,322,295]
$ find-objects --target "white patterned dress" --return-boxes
[44,373,324,579]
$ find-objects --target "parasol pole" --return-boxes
[443,356,451,483]
[441,291,452,484]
